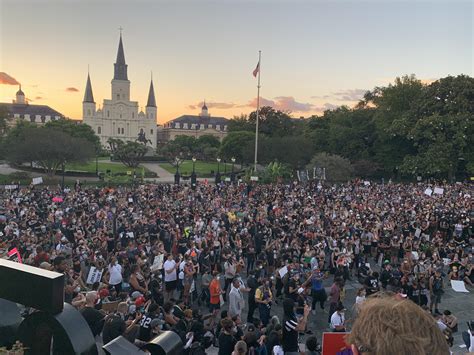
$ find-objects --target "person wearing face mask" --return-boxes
[330,304,347,332]
[106,256,123,293]
[255,278,273,326]
[282,298,310,355]
[209,271,223,325]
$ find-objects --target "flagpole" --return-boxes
[254,50,261,172]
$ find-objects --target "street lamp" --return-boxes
[216,157,221,184]
[174,157,181,185]
[231,157,236,182]
[191,157,197,189]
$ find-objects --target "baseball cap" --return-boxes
[135,296,146,307]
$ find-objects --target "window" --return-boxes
[118,127,121,134]
[132,112,134,118]
[87,109,91,116]
[122,128,125,134]
[117,94,120,100]
[120,114,122,118]
[107,111,110,117]
[41,116,46,123]
[216,124,220,131]
[175,123,180,129]
[200,124,205,130]
[208,124,212,129]
[150,129,153,135]
[183,123,188,129]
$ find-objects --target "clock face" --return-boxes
[118,105,123,112]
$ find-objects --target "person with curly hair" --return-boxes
[346,296,449,355]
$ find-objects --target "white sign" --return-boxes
[86,266,104,285]
[32,177,43,185]
[250,176,259,181]
[363,181,370,186]
[424,188,433,197]
[150,254,164,272]
[278,266,288,278]
[442,258,451,266]
[4,185,18,190]
[451,280,469,293]
[434,187,444,195]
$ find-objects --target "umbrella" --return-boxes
[52,196,63,203]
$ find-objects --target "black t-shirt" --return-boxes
[218,332,236,355]
[80,306,105,337]
[282,315,299,352]
[137,312,156,341]
[102,313,126,344]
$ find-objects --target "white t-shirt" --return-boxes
[330,311,345,330]
[164,259,177,282]
[108,263,123,285]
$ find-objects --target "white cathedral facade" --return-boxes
[82,34,157,149]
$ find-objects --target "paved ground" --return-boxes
[204,275,473,354]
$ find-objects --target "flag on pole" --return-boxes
[252,61,260,77]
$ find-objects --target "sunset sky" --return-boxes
[0,0,472,123]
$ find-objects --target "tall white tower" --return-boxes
[15,85,26,104]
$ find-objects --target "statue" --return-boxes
[136,128,152,146]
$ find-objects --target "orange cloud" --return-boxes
[65,87,79,92]
[187,101,235,110]
[245,96,315,112]
[0,72,20,85]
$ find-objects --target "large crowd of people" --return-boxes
[0,180,472,354]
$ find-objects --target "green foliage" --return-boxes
[4,126,94,176]
[219,131,255,162]
[260,161,293,183]
[46,119,102,153]
[108,138,147,168]
[307,152,354,182]
[159,160,233,177]
[0,104,9,137]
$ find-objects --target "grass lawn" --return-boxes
[66,160,150,175]
[160,160,234,177]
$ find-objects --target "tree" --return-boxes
[4,126,94,176]
[108,139,147,168]
[258,136,313,169]
[46,119,101,153]
[248,106,300,137]
[228,114,253,132]
[219,131,255,163]
[0,104,9,136]
[306,152,354,182]
[399,113,473,179]
[260,161,293,183]
[196,134,220,149]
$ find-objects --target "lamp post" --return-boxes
[231,157,236,183]
[216,157,221,184]
[191,157,197,189]
[95,155,99,176]
[174,157,181,185]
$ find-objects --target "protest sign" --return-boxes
[7,248,23,264]
[322,332,351,355]
[86,267,104,285]
[434,187,444,195]
[451,280,469,293]
[32,177,43,185]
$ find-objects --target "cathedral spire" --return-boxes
[146,75,156,108]
[113,30,128,80]
[83,72,95,103]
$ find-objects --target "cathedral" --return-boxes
[82,34,157,149]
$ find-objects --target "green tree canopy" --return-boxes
[46,119,101,153]
[108,138,147,168]
[4,126,94,176]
